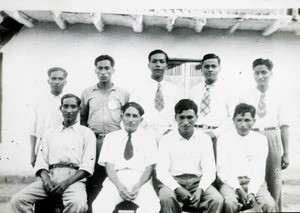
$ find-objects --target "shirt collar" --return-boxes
[174,129,196,141]
[59,122,80,133]
[92,83,116,92]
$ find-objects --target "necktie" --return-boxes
[124,133,133,160]
[257,92,267,118]
[200,85,211,116]
[155,83,164,112]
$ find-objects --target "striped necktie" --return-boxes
[155,83,164,112]
[200,85,212,116]
[257,92,267,118]
[124,133,133,160]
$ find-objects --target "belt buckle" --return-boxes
[97,134,106,139]
[202,124,209,130]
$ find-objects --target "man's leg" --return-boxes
[10,178,48,213]
[255,182,278,212]
[92,178,123,213]
[62,181,88,213]
[158,185,182,213]
[134,182,160,213]
[218,183,238,213]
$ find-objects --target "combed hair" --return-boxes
[148,49,169,63]
[202,53,221,65]
[47,67,68,78]
[252,58,273,71]
[61,93,81,107]
[122,102,145,116]
[94,55,115,67]
[233,103,256,119]
[174,99,198,115]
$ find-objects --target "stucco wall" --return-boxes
[1,22,300,172]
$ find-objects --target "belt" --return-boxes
[194,124,218,130]
[49,163,79,170]
[94,133,106,139]
[251,127,279,131]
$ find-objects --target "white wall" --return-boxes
[1,22,300,172]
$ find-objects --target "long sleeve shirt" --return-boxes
[99,127,157,173]
[217,130,268,195]
[238,86,290,128]
[190,80,237,136]
[29,93,63,138]
[35,122,96,177]
[80,84,130,134]
[156,130,216,192]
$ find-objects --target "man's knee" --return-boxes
[10,192,26,209]
[258,196,278,212]
[222,196,238,212]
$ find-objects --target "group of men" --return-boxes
[10,49,289,213]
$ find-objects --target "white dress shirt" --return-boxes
[29,93,63,138]
[190,80,236,136]
[35,122,96,176]
[238,86,290,128]
[217,129,268,195]
[130,79,183,139]
[156,129,216,191]
[99,127,157,173]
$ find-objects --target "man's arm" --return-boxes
[80,92,89,127]
[30,135,38,167]
[130,165,154,198]
[280,125,289,170]
[39,169,55,193]
[105,162,134,201]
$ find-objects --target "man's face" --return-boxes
[253,65,272,88]
[233,112,255,136]
[60,97,80,125]
[95,60,115,83]
[122,106,143,133]
[201,58,221,84]
[48,70,67,95]
[175,109,198,135]
[148,53,167,80]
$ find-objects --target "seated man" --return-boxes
[10,94,96,213]
[217,103,278,212]
[92,102,160,213]
[156,99,223,213]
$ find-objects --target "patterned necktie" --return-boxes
[257,92,267,118]
[124,133,133,160]
[155,83,164,112]
[200,85,211,116]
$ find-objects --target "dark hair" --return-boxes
[202,53,221,65]
[148,49,169,63]
[61,93,81,107]
[47,67,68,78]
[252,58,273,71]
[94,55,115,67]
[233,103,256,119]
[174,99,198,115]
[122,102,145,116]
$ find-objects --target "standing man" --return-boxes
[217,103,278,212]
[239,58,290,210]
[92,102,160,213]
[29,67,67,167]
[80,55,130,211]
[131,49,182,141]
[11,94,96,213]
[190,53,235,160]
[156,99,223,213]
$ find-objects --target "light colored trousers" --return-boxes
[92,170,160,213]
[10,168,88,213]
[219,182,278,213]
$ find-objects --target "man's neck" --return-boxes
[51,91,62,96]
[63,121,76,128]
[205,79,216,85]
[151,76,164,83]
[256,84,268,93]
[98,82,113,91]
[179,129,194,140]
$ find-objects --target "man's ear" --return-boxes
[140,117,144,123]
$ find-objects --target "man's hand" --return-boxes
[175,187,192,204]
[189,188,203,208]
[236,188,248,206]
[129,183,141,199]
[281,153,289,170]
[117,183,134,201]
[31,154,37,168]
[247,193,256,204]
[50,180,69,195]
[42,177,56,193]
